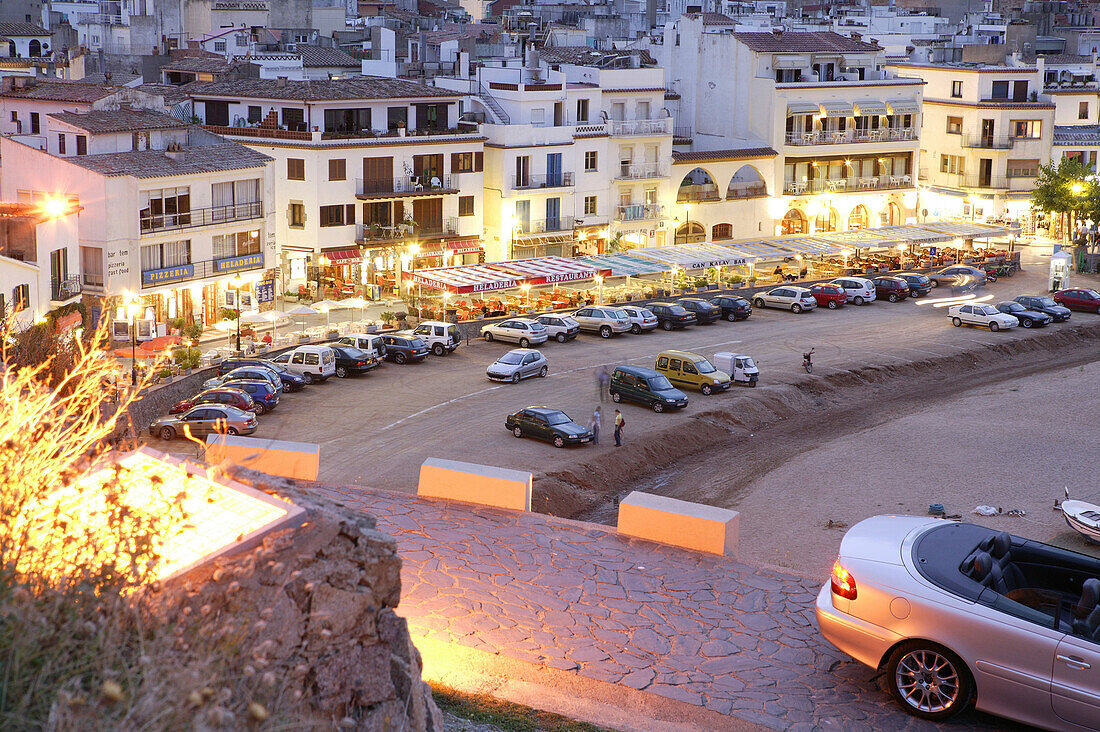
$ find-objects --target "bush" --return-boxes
[171,346,202,369]
[168,317,185,331]
[181,322,203,342]
[218,308,239,321]
[380,311,396,322]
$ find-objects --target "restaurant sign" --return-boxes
[215,252,264,273]
[142,263,194,286]
[538,270,596,284]
[684,257,747,270]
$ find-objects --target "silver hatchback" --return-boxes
[753,286,818,313]
[486,349,548,383]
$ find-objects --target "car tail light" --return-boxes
[357,360,365,367]
[831,560,857,600]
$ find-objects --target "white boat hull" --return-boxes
[1062,499,1100,543]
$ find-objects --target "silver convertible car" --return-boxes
[817,515,1100,729]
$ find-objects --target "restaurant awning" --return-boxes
[787,100,821,115]
[576,254,669,277]
[631,243,754,270]
[405,256,608,293]
[321,248,362,262]
[854,100,888,116]
[496,256,610,285]
[887,99,921,115]
[445,238,484,255]
[820,100,854,118]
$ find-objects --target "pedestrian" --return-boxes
[595,365,610,402]
[614,409,624,447]
[589,407,601,444]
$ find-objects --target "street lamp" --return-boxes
[229,274,244,352]
[595,275,603,305]
[126,296,141,386]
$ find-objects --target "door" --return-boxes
[412,198,443,234]
[545,198,560,231]
[530,412,549,437]
[413,154,443,187]
[363,156,394,194]
[979,158,993,188]
[522,352,539,377]
[185,409,213,436]
[546,153,562,187]
[553,102,563,126]
[981,119,995,148]
[515,156,530,188]
[515,200,530,232]
[290,351,306,374]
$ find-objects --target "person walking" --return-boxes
[595,365,611,402]
[589,407,601,444]
[613,409,624,447]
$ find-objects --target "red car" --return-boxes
[1053,287,1100,314]
[170,387,257,415]
[809,283,848,309]
[872,276,910,303]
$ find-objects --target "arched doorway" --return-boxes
[677,168,719,203]
[814,207,838,233]
[7,41,15,58]
[675,221,706,245]
[848,204,869,230]
[727,165,767,199]
[782,208,807,235]
[883,201,902,226]
[28,40,41,57]
[712,223,733,240]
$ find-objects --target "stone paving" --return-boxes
[324,486,1010,731]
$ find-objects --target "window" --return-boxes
[584,151,598,172]
[1007,159,1039,178]
[30,112,39,134]
[712,223,732,240]
[940,154,965,175]
[140,240,191,272]
[946,116,963,134]
[324,107,370,134]
[247,105,261,123]
[281,107,305,130]
[387,106,407,130]
[288,202,305,228]
[214,40,227,52]
[991,81,1009,99]
[584,195,597,215]
[140,187,191,231]
[951,80,963,98]
[11,284,29,312]
[576,98,589,122]
[1011,120,1041,138]
[287,158,305,180]
[451,152,474,173]
[328,159,346,181]
[213,231,260,260]
[319,204,356,227]
[57,134,65,154]
[76,135,87,155]
[1080,101,1090,120]
[80,246,104,287]
[458,195,474,216]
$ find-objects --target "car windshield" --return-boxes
[529,322,547,331]
[1037,297,1058,307]
[648,375,674,391]
[695,360,717,373]
[498,352,525,365]
[264,361,287,373]
[1004,303,1023,312]
[741,357,756,369]
[545,411,572,425]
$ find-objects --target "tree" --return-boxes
[1031,158,1092,238]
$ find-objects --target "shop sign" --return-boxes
[540,271,595,283]
[142,263,194,286]
[255,279,276,303]
[685,257,746,270]
[215,253,264,273]
[471,279,518,292]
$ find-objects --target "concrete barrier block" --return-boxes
[417,458,532,511]
[617,491,739,557]
[206,435,320,481]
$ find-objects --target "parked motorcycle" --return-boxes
[803,349,815,374]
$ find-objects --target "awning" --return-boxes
[787,100,821,115]
[445,238,484,255]
[495,256,609,285]
[887,99,921,115]
[631,243,754,270]
[322,248,362,262]
[819,100,854,118]
[406,264,523,294]
[576,254,669,277]
[854,100,888,116]
[281,244,315,253]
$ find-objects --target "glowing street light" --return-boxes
[229,274,245,352]
[126,296,141,386]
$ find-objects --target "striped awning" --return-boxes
[405,256,609,293]
[322,248,362,262]
[576,254,669,277]
[787,100,821,115]
[887,99,921,115]
[819,100,854,118]
[854,100,888,116]
[631,243,754,270]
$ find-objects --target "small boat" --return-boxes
[1061,488,1100,543]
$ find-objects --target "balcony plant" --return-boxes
[181,322,203,345]
[380,311,396,326]
[168,317,185,335]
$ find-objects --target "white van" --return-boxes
[338,333,386,359]
[270,345,336,383]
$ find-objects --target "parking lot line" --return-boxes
[378,384,507,431]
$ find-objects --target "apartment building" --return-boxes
[889,57,1053,221]
[0,76,166,141]
[654,20,923,238]
[0,200,82,330]
[0,108,275,337]
[186,76,484,297]
[1045,56,1100,179]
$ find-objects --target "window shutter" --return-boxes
[394,200,404,222]
[450,152,459,171]
[345,204,356,225]
[474,152,483,172]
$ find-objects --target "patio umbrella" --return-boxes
[313,299,343,328]
[342,296,368,322]
[260,309,288,341]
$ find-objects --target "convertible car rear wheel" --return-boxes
[886,641,972,721]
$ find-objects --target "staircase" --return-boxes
[477,82,510,125]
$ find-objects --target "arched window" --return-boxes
[675,221,706,245]
[712,223,733,240]
[677,167,718,203]
[848,204,869,230]
[814,207,838,233]
[782,209,806,236]
[727,165,766,199]
[28,40,41,57]
[883,202,902,226]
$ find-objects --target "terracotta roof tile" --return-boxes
[66,142,271,178]
[0,79,125,102]
[0,23,50,37]
[732,31,881,53]
[673,147,778,163]
[48,108,189,133]
[296,45,360,68]
[187,76,458,101]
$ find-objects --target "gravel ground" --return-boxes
[438,710,506,731]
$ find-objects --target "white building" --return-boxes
[0,200,82,331]
[0,22,52,58]
[185,76,484,299]
[0,76,166,143]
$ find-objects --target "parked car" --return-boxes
[655,350,731,395]
[218,358,305,391]
[608,365,688,413]
[338,333,387,359]
[204,366,283,395]
[170,387,255,415]
[754,286,818,313]
[380,334,429,364]
[481,318,549,347]
[216,379,279,414]
[1054,287,1100,314]
[709,295,752,321]
[928,265,987,289]
[405,320,460,356]
[995,301,1052,328]
[150,405,257,441]
[268,345,337,383]
[646,301,697,331]
[1014,295,1072,322]
[817,516,1100,727]
[326,344,382,377]
[808,283,848,309]
[569,307,632,338]
[505,407,592,447]
[873,276,911,303]
[536,314,581,342]
[896,272,933,298]
[948,303,1018,331]
[618,306,659,334]
[678,297,721,324]
[829,277,877,305]
[486,349,548,383]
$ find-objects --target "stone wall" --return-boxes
[123,366,219,436]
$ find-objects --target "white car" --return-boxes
[268,345,337,383]
[830,276,877,305]
[480,318,549,347]
[948,303,1018,331]
[570,306,632,338]
[619,305,659,334]
[536,314,580,343]
[402,320,460,356]
[818,515,1100,728]
[753,286,818,313]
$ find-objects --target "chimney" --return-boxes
[165,141,184,160]
[276,75,288,88]
[773,28,783,37]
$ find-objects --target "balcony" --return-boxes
[615,203,665,222]
[356,217,459,244]
[608,118,672,137]
[615,163,668,181]
[676,184,721,203]
[203,125,480,144]
[783,174,914,195]
[50,276,82,303]
[140,201,263,235]
[356,175,457,199]
[515,216,575,235]
[726,182,768,199]
[928,173,1010,190]
[784,128,916,146]
[960,133,1013,150]
[140,253,264,290]
[511,172,575,190]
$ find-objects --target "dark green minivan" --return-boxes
[608,365,689,413]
